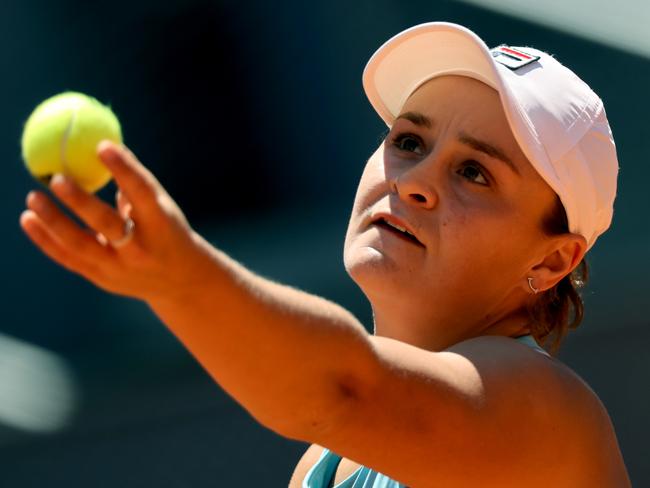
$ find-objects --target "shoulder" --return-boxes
[368,333,596,412]
[445,335,604,426]
[446,335,626,474]
[288,444,325,488]
[447,335,597,404]
[312,333,622,486]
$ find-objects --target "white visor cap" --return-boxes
[363,22,619,251]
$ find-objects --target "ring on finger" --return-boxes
[107,217,136,249]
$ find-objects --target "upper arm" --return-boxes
[311,335,596,487]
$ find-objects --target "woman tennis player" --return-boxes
[20,22,630,487]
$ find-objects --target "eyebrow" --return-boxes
[395,111,520,176]
[396,111,433,129]
[458,133,520,176]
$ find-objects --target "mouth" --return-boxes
[372,217,425,247]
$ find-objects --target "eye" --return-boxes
[458,161,489,186]
[391,133,424,155]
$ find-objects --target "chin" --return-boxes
[344,244,407,300]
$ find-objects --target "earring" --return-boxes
[527,277,539,294]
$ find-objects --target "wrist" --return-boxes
[144,229,221,307]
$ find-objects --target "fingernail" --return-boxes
[50,173,73,194]
[26,190,35,207]
[28,192,45,212]
[97,140,113,153]
[97,140,120,164]
[19,209,31,225]
[51,173,66,186]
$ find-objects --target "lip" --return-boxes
[369,212,425,247]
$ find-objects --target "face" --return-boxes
[344,75,561,347]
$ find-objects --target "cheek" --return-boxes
[437,201,540,285]
[346,147,388,227]
[344,149,384,254]
[438,195,510,259]
[356,147,388,200]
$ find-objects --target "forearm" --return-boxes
[147,230,375,438]
[20,142,373,439]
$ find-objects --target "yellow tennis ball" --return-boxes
[21,91,122,193]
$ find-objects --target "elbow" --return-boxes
[276,350,380,444]
[273,373,369,443]
[258,316,380,443]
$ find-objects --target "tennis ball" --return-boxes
[21,91,122,193]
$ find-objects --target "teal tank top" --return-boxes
[302,334,549,488]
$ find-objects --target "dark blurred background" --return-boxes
[1,0,648,486]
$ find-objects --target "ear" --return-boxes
[529,233,587,292]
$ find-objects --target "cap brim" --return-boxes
[363,22,506,124]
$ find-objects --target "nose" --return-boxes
[390,164,439,209]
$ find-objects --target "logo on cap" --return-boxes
[491,46,540,70]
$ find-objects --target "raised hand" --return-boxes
[20,140,212,303]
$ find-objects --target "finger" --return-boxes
[97,140,161,218]
[20,209,104,280]
[26,190,115,263]
[49,174,129,243]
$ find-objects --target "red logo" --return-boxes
[491,46,540,70]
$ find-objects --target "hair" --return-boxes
[528,196,588,356]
